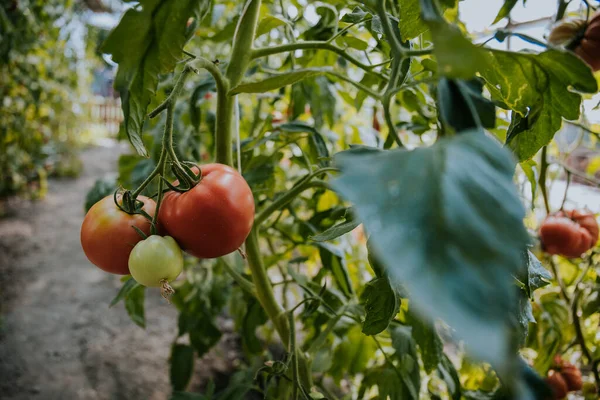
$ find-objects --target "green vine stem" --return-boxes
[255,168,337,225]
[131,64,196,199]
[212,0,296,378]
[538,146,551,214]
[245,228,290,343]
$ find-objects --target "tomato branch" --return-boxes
[326,17,373,44]
[255,168,337,226]
[245,228,290,344]
[374,0,404,59]
[326,70,381,99]
[538,146,551,214]
[252,41,431,80]
[220,258,256,296]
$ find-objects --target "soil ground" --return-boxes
[0,143,235,400]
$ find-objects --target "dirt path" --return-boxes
[0,143,178,400]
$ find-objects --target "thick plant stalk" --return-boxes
[213,0,291,352]
[213,1,315,391]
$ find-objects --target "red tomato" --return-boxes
[80,195,156,274]
[549,12,600,71]
[158,163,255,258]
[540,210,598,258]
[577,12,600,71]
[545,371,568,399]
[560,364,583,391]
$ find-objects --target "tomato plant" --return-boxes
[78,0,600,398]
[81,195,156,275]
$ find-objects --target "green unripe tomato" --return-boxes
[128,235,183,287]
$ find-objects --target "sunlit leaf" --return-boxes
[480,49,597,161]
[102,0,210,156]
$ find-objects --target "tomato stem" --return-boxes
[255,168,337,226]
[160,279,175,302]
[539,146,551,215]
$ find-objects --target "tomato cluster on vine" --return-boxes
[539,209,598,258]
[80,163,254,295]
[549,12,600,71]
[544,356,584,399]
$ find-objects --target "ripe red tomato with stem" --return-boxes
[545,370,568,399]
[560,364,583,391]
[158,163,255,259]
[549,12,600,71]
[81,194,156,274]
[540,210,598,258]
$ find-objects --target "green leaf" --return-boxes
[255,15,287,38]
[406,312,443,373]
[85,178,117,212]
[241,298,268,354]
[428,23,490,79]
[170,393,205,400]
[360,277,399,335]
[170,344,195,391]
[330,326,377,381]
[109,276,139,307]
[493,0,519,24]
[341,7,370,23]
[279,122,330,166]
[400,0,458,40]
[229,68,329,95]
[399,0,428,40]
[437,78,495,132]
[333,131,529,369]
[480,49,598,161]
[124,284,146,328]
[359,367,410,400]
[437,354,461,400]
[515,289,535,345]
[189,79,216,131]
[102,0,209,156]
[516,250,551,299]
[310,219,360,242]
[317,243,354,298]
[338,35,369,51]
[189,317,222,357]
[390,325,420,399]
[520,160,537,207]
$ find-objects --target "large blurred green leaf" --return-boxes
[102,0,209,156]
[480,49,597,161]
[333,131,528,370]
